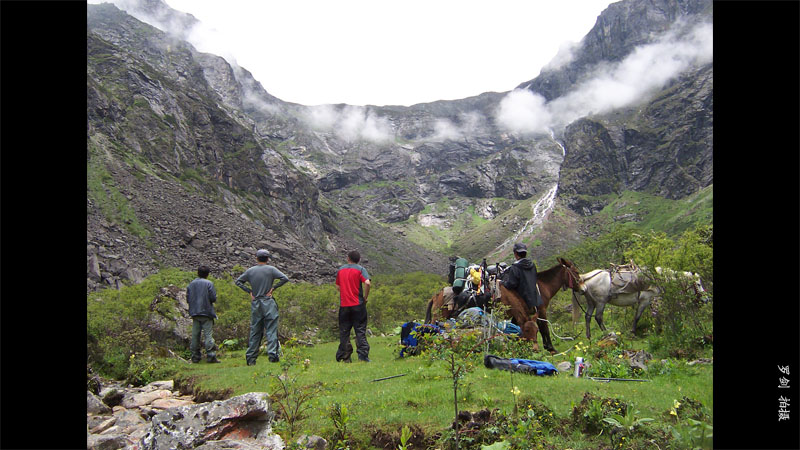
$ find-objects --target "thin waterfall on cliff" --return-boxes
[490,131,565,257]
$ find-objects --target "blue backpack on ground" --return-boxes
[484,354,558,376]
[399,321,444,357]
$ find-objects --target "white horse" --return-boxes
[572,266,708,339]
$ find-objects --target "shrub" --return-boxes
[586,358,633,379]
[126,353,182,386]
[570,392,628,435]
[517,396,559,431]
[485,334,540,360]
[669,418,713,449]
[87,268,447,378]
[624,228,713,358]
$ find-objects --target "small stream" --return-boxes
[492,131,565,255]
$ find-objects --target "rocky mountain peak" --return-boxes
[87,0,712,291]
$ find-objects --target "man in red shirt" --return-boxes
[335,250,372,362]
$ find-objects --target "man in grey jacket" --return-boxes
[187,265,220,363]
[236,249,290,365]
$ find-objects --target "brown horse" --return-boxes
[425,257,584,354]
[424,286,457,324]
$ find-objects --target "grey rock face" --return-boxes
[88,391,113,415]
[140,392,283,450]
[297,434,328,450]
[558,64,712,215]
[144,285,193,348]
[87,0,712,290]
[87,433,131,450]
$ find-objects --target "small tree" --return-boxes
[419,328,484,450]
[625,227,713,357]
[264,340,324,441]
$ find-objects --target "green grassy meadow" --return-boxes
[176,332,712,449]
[88,220,713,448]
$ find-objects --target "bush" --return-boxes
[571,392,628,435]
[126,354,183,386]
[486,334,540,359]
[88,268,447,378]
[566,224,713,358]
[586,358,633,379]
[87,268,195,378]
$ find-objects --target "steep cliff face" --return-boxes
[558,63,713,215]
[518,0,712,101]
[87,0,713,291]
[87,4,444,291]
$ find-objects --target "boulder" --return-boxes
[194,439,273,450]
[144,285,193,347]
[102,389,125,408]
[687,358,713,366]
[139,392,284,450]
[89,416,117,434]
[87,433,131,450]
[597,332,619,348]
[151,398,194,409]
[121,389,172,409]
[297,434,328,450]
[626,350,653,371]
[142,380,174,392]
[112,409,147,433]
[88,253,102,281]
[88,415,114,431]
[88,391,113,415]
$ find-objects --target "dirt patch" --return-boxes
[370,424,436,450]
[174,374,233,402]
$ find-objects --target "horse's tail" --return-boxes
[425,298,434,324]
[571,292,581,328]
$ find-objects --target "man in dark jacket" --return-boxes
[187,265,219,363]
[502,243,540,312]
[236,249,290,366]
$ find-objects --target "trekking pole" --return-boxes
[371,373,407,382]
[588,377,651,382]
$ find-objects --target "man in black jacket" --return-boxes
[187,265,220,363]
[502,243,540,312]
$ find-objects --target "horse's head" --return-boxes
[691,272,711,304]
[557,257,585,293]
[655,267,710,304]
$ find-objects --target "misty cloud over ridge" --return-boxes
[302,105,394,143]
[496,19,713,135]
[429,112,488,142]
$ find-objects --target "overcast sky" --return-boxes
[90,0,614,106]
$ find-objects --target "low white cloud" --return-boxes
[429,111,487,141]
[302,105,393,143]
[432,119,463,141]
[496,19,713,134]
[305,105,339,130]
[496,89,552,134]
[542,40,580,72]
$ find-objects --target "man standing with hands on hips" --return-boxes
[335,250,371,363]
[236,249,289,366]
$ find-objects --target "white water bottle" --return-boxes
[574,357,584,378]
